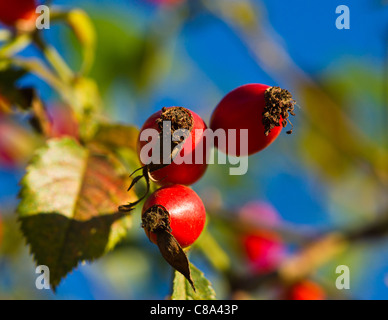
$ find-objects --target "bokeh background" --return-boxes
[0,0,388,299]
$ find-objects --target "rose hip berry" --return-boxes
[0,0,37,30]
[286,280,326,300]
[239,202,285,274]
[137,106,209,186]
[242,232,285,274]
[210,83,296,156]
[142,184,206,248]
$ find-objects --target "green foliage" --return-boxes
[172,263,216,300]
[93,123,139,152]
[17,137,136,289]
[0,66,33,112]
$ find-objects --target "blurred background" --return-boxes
[0,0,388,299]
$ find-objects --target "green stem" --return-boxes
[0,33,32,58]
[33,33,75,83]
[196,229,230,273]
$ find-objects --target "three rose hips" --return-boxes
[0,0,37,30]
[210,83,296,156]
[121,82,296,289]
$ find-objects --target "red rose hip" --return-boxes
[0,0,37,30]
[286,280,326,300]
[210,83,296,156]
[239,201,285,274]
[137,106,209,186]
[242,232,285,274]
[142,184,206,248]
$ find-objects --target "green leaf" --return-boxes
[90,123,141,183]
[17,137,136,290]
[93,123,139,151]
[172,263,216,300]
[71,77,102,141]
[0,66,33,112]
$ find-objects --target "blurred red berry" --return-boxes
[242,231,285,274]
[0,0,37,30]
[287,280,326,300]
[239,201,285,274]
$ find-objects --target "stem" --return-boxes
[383,29,388,148]
[31,94,51,137]
[196,230,231,273]
[0,33,32,58]
[32,32,75,83]
[12,57,69,95]
[227,209,388,293]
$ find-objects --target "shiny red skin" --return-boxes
[287,280,326,300]
[0,0,37,27]
[137,107,209,186]
[142,184,206,248]
[210,83,283,156]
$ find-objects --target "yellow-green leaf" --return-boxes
[17,137,136,290]
[172,263,216,300]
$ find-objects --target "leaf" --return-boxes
[91,123,142,192]
[71,77,102,141]
[17,137,136,290]
[93,123,139,151]
[172,263,216,300]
